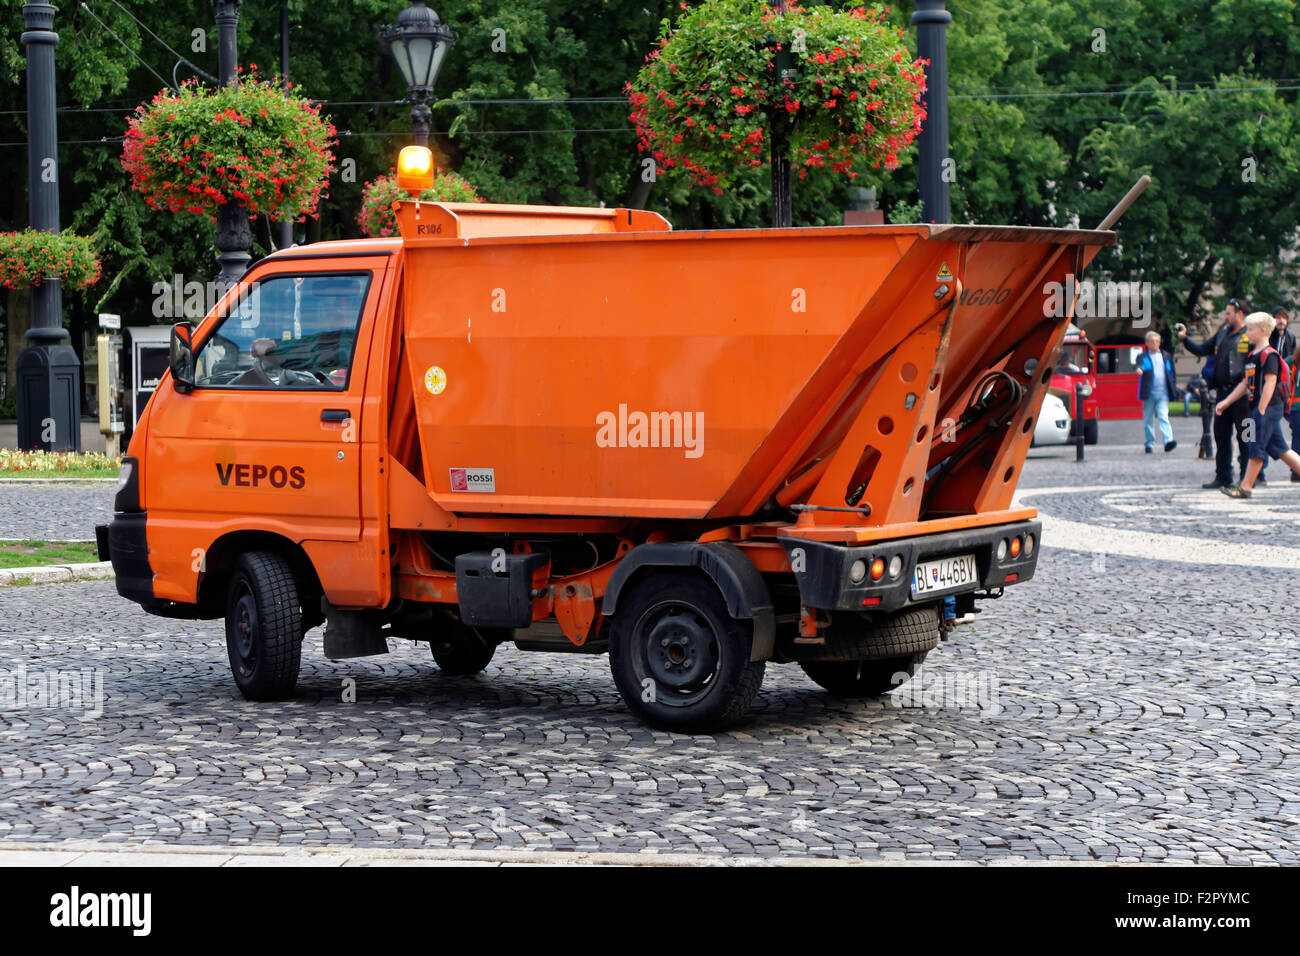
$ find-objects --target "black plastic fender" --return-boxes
[601,541,775,661]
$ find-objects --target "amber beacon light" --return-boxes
[396,145,435,196]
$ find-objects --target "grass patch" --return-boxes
[0,540,100,569]
[1169,401,1202,415]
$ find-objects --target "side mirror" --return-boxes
[169,322,195,394]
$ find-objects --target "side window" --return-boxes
[192,272,372,389]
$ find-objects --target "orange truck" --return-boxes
[97,148,1123,731]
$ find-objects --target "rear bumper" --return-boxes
[97,512,155,605]
[778,519,1041,613]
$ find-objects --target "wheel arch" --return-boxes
[601,541,775,661]
[198,531,324,625]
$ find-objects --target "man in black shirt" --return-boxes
[1177,298,1255,488]
[1214,312,1300,497]
[1269,306,1295,359]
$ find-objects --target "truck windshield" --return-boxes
[192,272,372,389]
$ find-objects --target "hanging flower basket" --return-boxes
[121,69,338,222]
[627,0,926,192]
[357,170,485,238]
[0,230,101,291]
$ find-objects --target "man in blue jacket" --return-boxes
[1137,331,1178,453]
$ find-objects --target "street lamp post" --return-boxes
[912,0,952,225]
[213,0,250,290]
[17,2,80,452]
[767,0,793,228]
[381,1,456,147]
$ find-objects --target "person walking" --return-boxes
[1137,331,1178,453]
[1289,339,1300,479]
[1177,298,1257,488]
[1215,311,1300,497]
[1269,306,1294,358]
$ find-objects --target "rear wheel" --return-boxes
[609,573,764,732]
[801,652,927,697]
[225,551,302,701]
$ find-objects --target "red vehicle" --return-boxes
[1049,326,1100,444]
[1092,342,1146,420]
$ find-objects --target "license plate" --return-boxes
[911,553,978,598]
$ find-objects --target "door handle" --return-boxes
[321,409,351,422]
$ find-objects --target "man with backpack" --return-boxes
[1214,311,1300,498]
[1177,298,1260,488]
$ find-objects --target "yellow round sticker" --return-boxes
[424,365,447,395]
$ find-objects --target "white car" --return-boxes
[1032,393,1072,446]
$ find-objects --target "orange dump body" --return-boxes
[390,201,1113,538]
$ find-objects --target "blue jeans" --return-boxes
[1143,395,1173,448]
[1288,406,1300,450]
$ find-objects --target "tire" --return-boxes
[800,606,941,662]
[801,652,927,697]
[609,572,765,732]
[431,623,505,676]
[225,551,302,701]
[1083,418,1099,445]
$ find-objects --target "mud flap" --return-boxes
[322,603,389,660]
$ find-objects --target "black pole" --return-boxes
[213,0,249,289]
[410,100,431,147]
[276,0,293,249]
[17,2,80,451]
[1074,383,1086,462]
[911,0,951,224]
[770,122,791,228]
[767,0,791,228]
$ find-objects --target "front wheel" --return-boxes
[800,652,927,698]
[609,573,764,732]
[225,551,303,701]
[1083,418,1099,445]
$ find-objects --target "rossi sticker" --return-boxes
[449,467,495,493]
[424,365,447,395]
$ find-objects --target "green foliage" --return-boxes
[357,171,484,237]
[0,230,101,291]
[0,0,1299,339]
[627,1,925,192]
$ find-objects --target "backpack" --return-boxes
[1257,346,1293,409]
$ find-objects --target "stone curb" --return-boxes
[0,840,1128,867]
[0,561,114,587]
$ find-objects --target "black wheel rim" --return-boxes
[230,581,259,679]
[632,599,722,708]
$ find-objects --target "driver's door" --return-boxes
[146,260,388,550]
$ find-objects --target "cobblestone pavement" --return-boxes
[0,482,113,542]
[0,416,1295,863]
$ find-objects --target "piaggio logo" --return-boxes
[216,463,305,489]
[959,286,1013,307]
